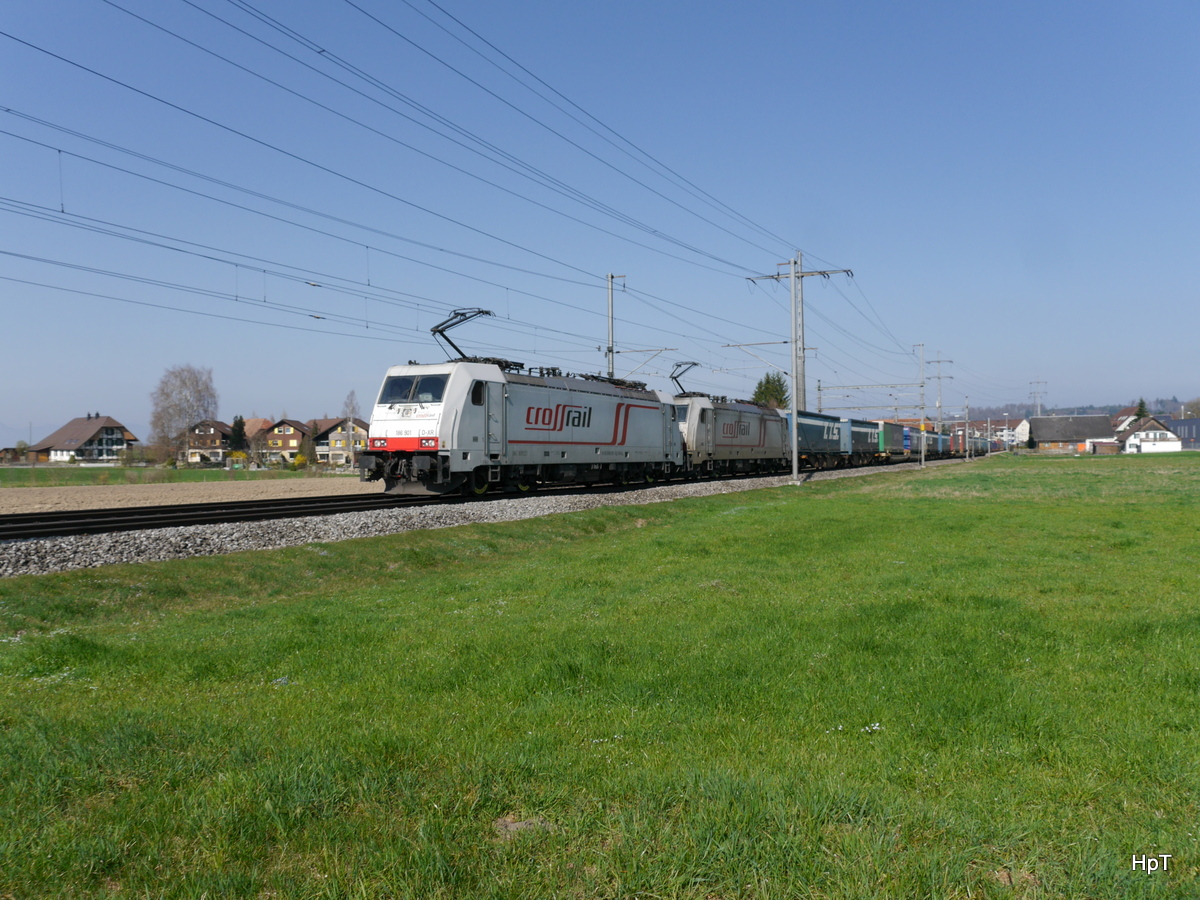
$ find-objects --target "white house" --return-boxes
[31,414,140,463]
[1118,417,1182,454]
[988,418,1029,447]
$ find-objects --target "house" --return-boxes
[258,418,311,464]
[180,419,232,464]
[1028,415,1114,453]
[1111,407,1141,434]
[0,447,37,464]
[1118,417,1182,454]
[30,414,139,463]
[983,418,1029,446]
[242,417,276,464]
[1167,417,1200,450]
[307,417,368,466]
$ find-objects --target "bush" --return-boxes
[290,453,308,471]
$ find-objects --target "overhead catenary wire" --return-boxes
[0,197,608,353]
[0,29,627,282]
[0,119,789,360]
[331,0,783,264]
[98,0,761,278]
[411,0,796,252]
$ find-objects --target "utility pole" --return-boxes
[930,356,953,431]
[748,254,852,484]
[965,396,970,459]
[607,273,624,378]
[1031,380,1047,417]
[916,343,926,468]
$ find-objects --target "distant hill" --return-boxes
[971,396,1182,420]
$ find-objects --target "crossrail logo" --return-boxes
[512,402,658,446]
[716,418,768,449]
[525,405,593,431]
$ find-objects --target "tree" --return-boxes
[751,371,790,409]
[1136,397,1149,419]
[342,389,361,422]
[229,415,248,452]
[149,364,218,461]
[341,390,362,464]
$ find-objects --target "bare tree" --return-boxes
[149,365,218,461]
[341,389,362,465]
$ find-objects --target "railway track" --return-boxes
[0,492,435,541]
[0,457,970,543]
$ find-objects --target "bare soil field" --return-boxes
[0,476,378,515]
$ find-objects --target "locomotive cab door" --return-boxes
[461,381,488,451]
[486,381,505,457]
[698,407,714,460]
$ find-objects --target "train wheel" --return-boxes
[511,472,537,494]
[464,467,491,497]
[644,468,656,484]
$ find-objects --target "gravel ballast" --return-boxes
[0,461,964,578]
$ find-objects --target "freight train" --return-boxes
[359,359,987,496]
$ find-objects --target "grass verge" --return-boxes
[1,453,1197,898]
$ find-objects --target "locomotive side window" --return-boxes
[700,409,708,423]
[379,375,415,404]
[470,381,485,406]
[675,405,688,423]
[414,374,447,403]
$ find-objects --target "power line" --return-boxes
[0,29,619,281]
[1,112,795,353]
[0,273,423,344]
[332,0,779,264]
[413,0,797,251]
[101,0,760,277]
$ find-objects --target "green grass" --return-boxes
[1,453,1198,898]
[0,467,350,488]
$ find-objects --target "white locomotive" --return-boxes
[361,360,688,495]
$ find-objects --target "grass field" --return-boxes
[1,453,1197,898]
[0,467,349,488]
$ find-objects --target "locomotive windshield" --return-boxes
[378,373,449,405]
[379,375,415,404]
[413,374,447,403]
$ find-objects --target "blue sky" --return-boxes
[2,0,1197,447]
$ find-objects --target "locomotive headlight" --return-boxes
[419,437,438,448]
[372,439,387,448]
